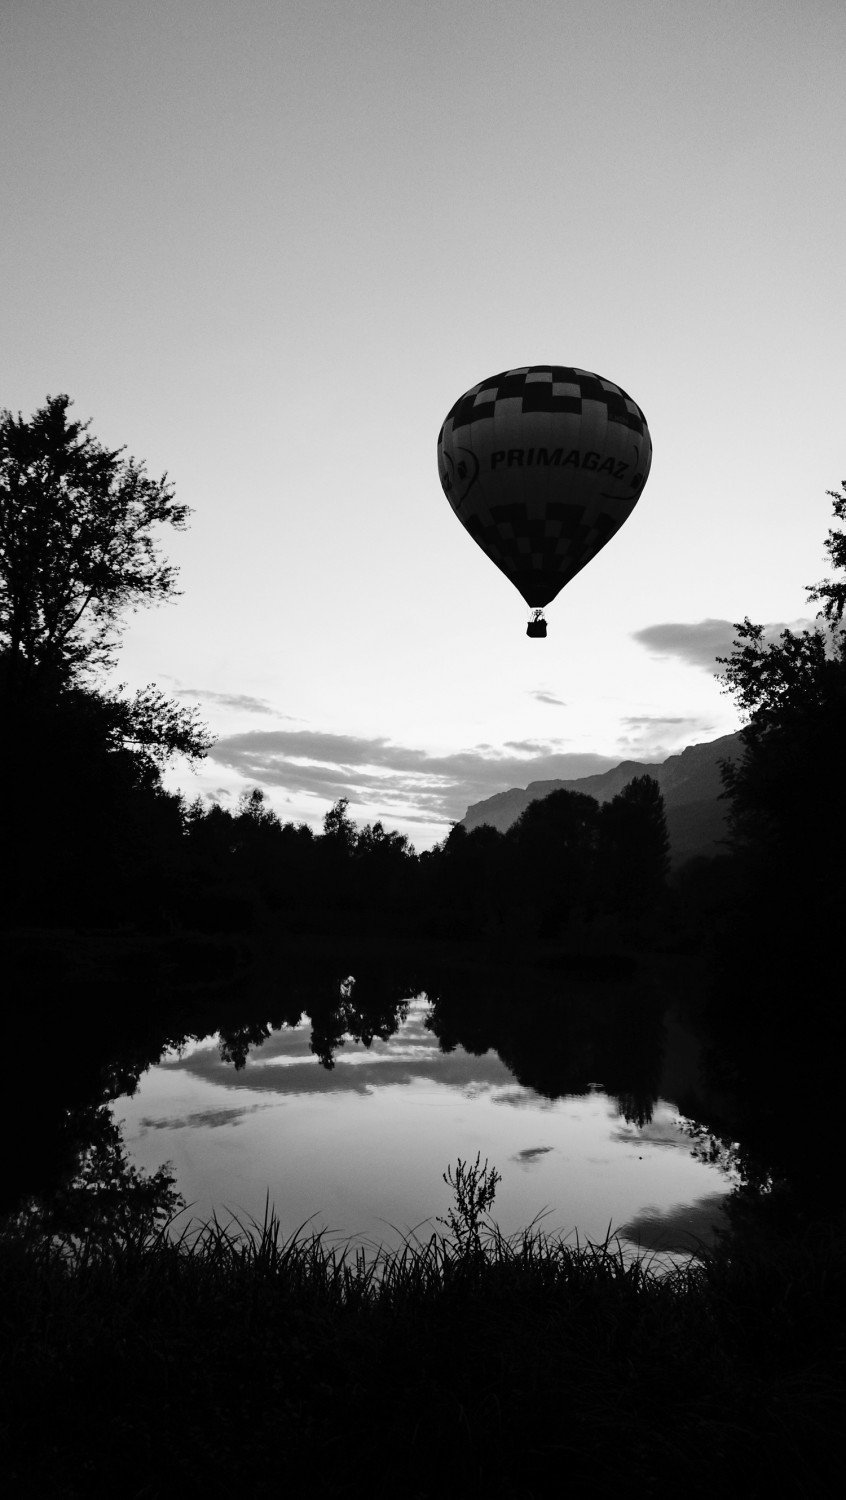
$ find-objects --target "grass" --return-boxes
[2,1164,844,1498]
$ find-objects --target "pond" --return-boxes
[116,972,732,1257]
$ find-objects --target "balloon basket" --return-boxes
[526,617,547,639]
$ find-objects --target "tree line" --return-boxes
[174,772,670,941]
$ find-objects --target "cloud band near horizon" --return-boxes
[206,729,629,826]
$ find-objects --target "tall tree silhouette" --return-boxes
[598,775,670,923]
[806,479,846,624]
[0,394,190,694]
[0,396,210,925]
[718,480,846,888]
[426,822,507,938]
[704,480,846,1205]
[508,789,600,938]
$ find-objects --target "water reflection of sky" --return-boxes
[157,1006,514,1096]
[119,998,731,1255]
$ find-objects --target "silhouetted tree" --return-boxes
[236,787,278,827]
[718,482,846,890]
[698,479,846,1209]
[507,790,600,938]
[425,822,506,938]
[0,396,210,926]
[322,797,357,852]
[0,677,204,924]
[806,479,846,624]
[353,820,417,923]
[180,790,311,931]
[597,775,670,928]
[0,395,189,694]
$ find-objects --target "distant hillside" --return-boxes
[461,731,744,866]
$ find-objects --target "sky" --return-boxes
[2,0,844,845]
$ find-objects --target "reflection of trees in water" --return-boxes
[2,944,425,1231]
[210,948,846,1220]
[6,1104,182,1247]
[679,1117,747,1183]
[424,961,666,1125]
[5,936,804,1242]
[665,944,841,1218]
[213,958,418,1070]
[306,968,411,1069]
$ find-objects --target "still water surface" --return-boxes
[119,994,730,1254]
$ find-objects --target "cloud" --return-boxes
[612,712,720,762]
[630,619,739,671]
[620,715,700,729]
[174,688,295,717]
[530,690,567,707]
[631,618,818,672]
[206,729,622,824]
[502,738,560,752]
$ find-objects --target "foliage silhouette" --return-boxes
[0,396,211,927]
[685,477,846,1211]
[0,678,202,924]
[805,479,846,623]
[597,773,670,926]
[717,479,846,890]
[0,394,190,692]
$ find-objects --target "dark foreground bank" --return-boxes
[2,1193,843,1499]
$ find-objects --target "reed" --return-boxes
[1,1162,843,1497]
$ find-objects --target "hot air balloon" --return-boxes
[437,366,652,636]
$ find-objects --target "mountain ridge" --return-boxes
[461,731,744,865]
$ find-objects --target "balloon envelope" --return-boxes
[437,365,652,609]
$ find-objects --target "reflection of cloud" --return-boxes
[492,1087,556,1110]
[632,618,817,672]
[219,1027,313,1063]
[140,1105,269,1131]
[610,1105,688,1150]
[618,1193,729,1253]
[512,1146,554,1167]
[206,729,621,824]
[162,1022,513,1098]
